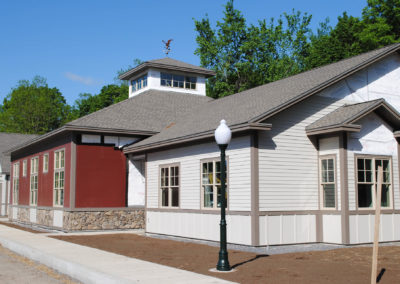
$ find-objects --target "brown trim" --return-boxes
[339,132,350,244]
[124,123,272,154]
[69,139,77,210]
[146,207,251,216]
[349,209,400,215]
[306,125,361,136]
[144,154,148,231]
[258,210,340,216]
[250,131,260,246]
[251,43,400,124]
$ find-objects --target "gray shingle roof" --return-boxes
[119,57,216,80]
[0,133,38,174]
[125,43,400,153]
[306,99,400,134]
[66,90,213,133]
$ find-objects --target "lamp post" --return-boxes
[214,119,231,271]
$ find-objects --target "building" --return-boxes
[8,44,400,247]
[0,133,38,216]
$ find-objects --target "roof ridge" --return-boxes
[342,98,385,107]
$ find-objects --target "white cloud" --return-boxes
[64,72,99,86]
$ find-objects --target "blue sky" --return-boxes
[0,0,366,105]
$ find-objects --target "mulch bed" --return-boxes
[52,233,400,283]
[0,221,45,234]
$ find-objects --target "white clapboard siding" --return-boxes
[259,95,347,211]
[147,136,251,211]
[347,113,399,211]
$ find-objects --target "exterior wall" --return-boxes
[0,174,8,216]
[75,144,127,208]
[258,95,346,211]
[322,214,342,244]
[128,157,145,206]
[10,142,71,208]
[147,211,251,245]
[145,136,251,245]
[146,136,251,210]
[8,206,144,231]
[129,68,206,97]
[259,214,316,245]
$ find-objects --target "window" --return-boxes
[131,74,148,92]
[30,157,39,205]
[320,157,336,208]
[160,72,196,90]
[357,157,392,208]
[12,163,19,205]
[201,159,228,209]
[54,150,65,206]
[160,165,179,208]
[43,154,49,173]
[22,160,27,177]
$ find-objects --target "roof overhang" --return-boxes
[119,62,216,80]
[123,122,272,154]
[5,125,158,155]
[306,124,361,136]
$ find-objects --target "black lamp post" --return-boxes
[214,119,231,271]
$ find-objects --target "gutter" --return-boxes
[123,122,272,154]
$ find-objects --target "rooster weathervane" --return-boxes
[162,39,173,56]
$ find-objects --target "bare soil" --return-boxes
[52,233,400,284]
[0,221,44,234]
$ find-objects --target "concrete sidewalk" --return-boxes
[0,224,236,284]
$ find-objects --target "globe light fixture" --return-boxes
[214,119,231,271]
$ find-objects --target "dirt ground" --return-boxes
[52,233,400,284]
[0,221,44,234]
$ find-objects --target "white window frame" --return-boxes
[356,155,393,210]
[201,157,229,210]
[159,163,180,208]
[30,157,39,206]
[22,160,27,177]
[131,74,148,92]
[43,153,49,173]
[12,162,20,205]
[53,149,65,207]
[319,155,337,209]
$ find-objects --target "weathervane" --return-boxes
[162,39,173,56]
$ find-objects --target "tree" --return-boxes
[70,84,129,119]
[194,0,312,98]
[0,76,70,134]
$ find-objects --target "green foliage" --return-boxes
[194,0,312,98]
[0,76,70,134]
[115,58,144,85]
[70,84,129,119]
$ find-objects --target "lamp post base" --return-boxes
[216,250,231,271]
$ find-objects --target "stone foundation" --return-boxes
[17,207,29,223]
[8,205,145,232]
[63,209,145,231]
[37,209,53,227]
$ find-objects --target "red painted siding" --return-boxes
[10,143,71,207]
[75,145,126,208]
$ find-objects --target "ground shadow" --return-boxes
[231,254,269,269]
[377,268,386,283]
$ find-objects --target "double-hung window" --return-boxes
[320,157,336,208]
[357,156,392,209]
[12,163,19,205]
[201,159,228,209]
[30,157,39,205]
[54,150,65,206]
[22,160,27,177]
[160,164,179,208]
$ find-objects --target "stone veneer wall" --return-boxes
[63,209,145,231]
[37,209,53,227]
[17,207,29,223]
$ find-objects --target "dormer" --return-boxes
[118,58,215,97]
